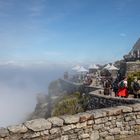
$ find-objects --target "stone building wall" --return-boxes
[126,61,140,75]
[1,93,140,140]
[118,61,140,77]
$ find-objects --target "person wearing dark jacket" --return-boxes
[112,80,119,96]
[131,78,140,98]
[103,79,112,96]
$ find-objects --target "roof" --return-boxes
[88,64,99,69]
[108,64,118,70]
[77,66,88,72]
[104,64,111,70]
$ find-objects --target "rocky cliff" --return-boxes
[30,79,82,119]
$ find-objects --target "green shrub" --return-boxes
[127,72,140,91]
[51,92,89,116]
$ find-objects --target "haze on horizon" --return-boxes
[0,63,67,127]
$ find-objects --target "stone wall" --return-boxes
[1,87,140,140]
[87,92,140,110]
[1,104,140,140]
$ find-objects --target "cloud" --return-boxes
[28,6,44,17]
[0,0,44,17]
[115,0,133,12]
[0,0,14,17]
[27,0,46,17]
[120,33,126,37]
[0,0,13,9]
[0,62,67,126]
[44,51,63,56]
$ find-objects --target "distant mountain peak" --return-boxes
[130,38,140,53]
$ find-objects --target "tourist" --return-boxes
[83,76,89,85]
[103,79,112,96]
[131,78,140,98]
[117,77,128,98]
[83,76,92,86]
[112,80,119,96]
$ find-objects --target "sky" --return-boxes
[0,0,140,65]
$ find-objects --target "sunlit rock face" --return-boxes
[118,38,140,77]
[124,38,140,62]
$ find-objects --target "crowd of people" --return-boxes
[103,76,140,98]
[64,70,140,98]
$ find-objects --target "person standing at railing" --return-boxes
[103,79,112,96]
[117,76,128,98]
[131,78,140,98]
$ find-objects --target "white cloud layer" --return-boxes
[0,63,67,127]
[120,33,126,37]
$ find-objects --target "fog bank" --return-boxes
[0,63,67,127]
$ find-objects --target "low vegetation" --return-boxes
[51,92,89,116]
[127,71,140,90]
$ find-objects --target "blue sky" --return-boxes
[0,0,140,65]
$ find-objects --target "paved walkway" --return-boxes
[122,135,140,140]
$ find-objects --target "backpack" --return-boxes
[112,81,118,91]
[118,81,125,89]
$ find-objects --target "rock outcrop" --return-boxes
[124,38,140,61]
[31,79,82,119]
